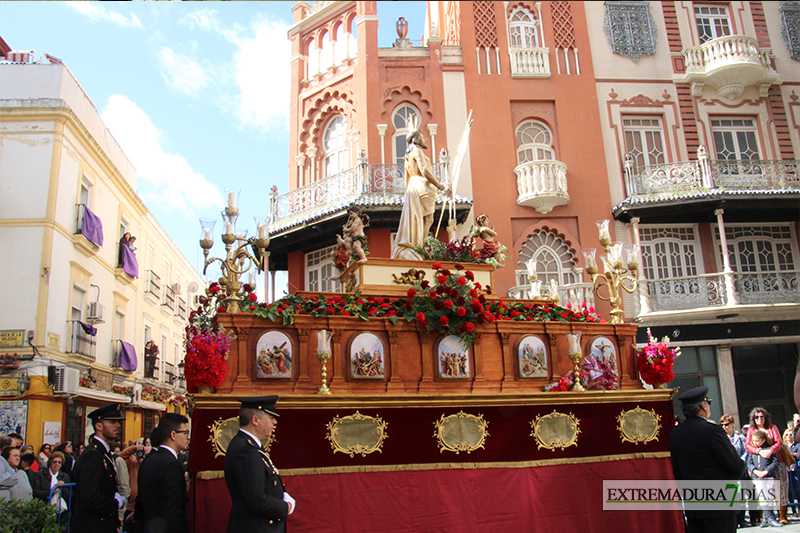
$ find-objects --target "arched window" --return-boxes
[515,120,554,164]
[323,115,349,178]
[306,37,318,79]
[509,7,539,49]
[516,230,577,286]
[392,104,420,167]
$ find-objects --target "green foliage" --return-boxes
[0,498,65,533]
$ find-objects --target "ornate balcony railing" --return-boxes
[163,361,175,385]
[509,47,550,78]
[270,157,449,227]
[624,152,799,197]
[146,270,161,299]
[736,270,800,305]
[681,35,779,98]
[642,273,728,312]
[639,270,799,313]
[176,297,187,319]
[66,320,96,359]
[514,159,569,214]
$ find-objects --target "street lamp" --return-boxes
[199,190,269,313]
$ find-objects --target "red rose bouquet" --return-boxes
[636,329,680,386]
[184,282,236,392]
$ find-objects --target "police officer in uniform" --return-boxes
[73,403,128,533]
[670,387,745,533]
[224,395,295,532]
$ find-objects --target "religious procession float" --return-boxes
[186,120,683,532]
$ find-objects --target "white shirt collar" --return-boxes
[93,435,110,453]
[160,445,179,459]
[239,428,263,447]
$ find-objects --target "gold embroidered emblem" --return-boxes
[617,406,661,445]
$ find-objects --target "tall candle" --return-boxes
[550,279,558,298]
[248,272,256,286]
[227,191,236,208]
[225,221,233,235]
[204,229,211,241]
[258,224,267,240]
[567,332,582,354]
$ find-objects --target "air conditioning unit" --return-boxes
[52,368,80,395]
[87,302,105,324]
[172,283,181,293]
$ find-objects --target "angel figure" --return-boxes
[337,206,370,264]
[475,214,504,261]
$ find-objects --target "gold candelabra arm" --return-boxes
[619,273,639,295]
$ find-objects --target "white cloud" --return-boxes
[157,47,210,97]
[101,95,222,213]
[179,9,290,131]
[66,2,144,29]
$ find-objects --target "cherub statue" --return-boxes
[475,213,504,261]
[337,206,370,265]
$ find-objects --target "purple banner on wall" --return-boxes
[119,341,138,372]
[81,206,104,247]
[121,245,139,278]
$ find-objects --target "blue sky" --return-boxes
[0,1,427,298]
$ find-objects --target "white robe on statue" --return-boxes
[392,174,437,260]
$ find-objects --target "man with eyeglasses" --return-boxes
[670,387,745,533]
[137,413,191,533]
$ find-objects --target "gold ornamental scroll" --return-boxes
[327,411,388,458]
[434,411,489,454]
[531,410,581,451]
[617,406,661,445]
[208,416,276,457]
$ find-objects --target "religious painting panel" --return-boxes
[255,330,293,379]
[349,332,385,379]
[516,335,548,378]
[436,335,471,379]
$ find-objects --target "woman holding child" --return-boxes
[745,407,790,524]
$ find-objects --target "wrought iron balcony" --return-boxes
[176,297,187,319]
[679,35,780,98]
[514,159,569,214]
[623,153,799,197]
[162,285,175,311]
[640,270,799,313]
[66,320,96,359]
[509,47,550,78]
[163,362,175,384]
[270,157,452,231]
[145,270,161,299]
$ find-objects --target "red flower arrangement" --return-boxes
[636,329,680,386]
[141,385,172,403]
[184,282,236,392]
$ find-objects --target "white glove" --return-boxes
[114,493,127,509]
[283,492,295,515]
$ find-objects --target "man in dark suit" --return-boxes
[670,387,746,533]
[224,395,295,533]
[73,403,128,533]
[137,413,190,533]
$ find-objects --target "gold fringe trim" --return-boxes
[196,470,226,480]
[194,451,670,479]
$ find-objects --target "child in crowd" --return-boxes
[746,430,782,528]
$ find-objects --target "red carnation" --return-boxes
[465,271,474,281]
[243,283,253,293]
[456,277,467,286]
[454,263,463,270]
[248,292,258,302]
[437,275,447,284]
[444,299,454,309]
[416,312,427,325]
[432,262,442,270]
[208,286,221,295]
[456,307,466,317]
[407,288,417,299]
[248,305,256,311]
[465,322,474,332]
[218,306,227,313]
[421,280,430,289]
[434,301,444,311]
[439,316,449,328]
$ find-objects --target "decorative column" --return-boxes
[386,330,403,393]
[629,217,650,315]
[427,124,438,163]
[715,209,739,306]
[307,146,317,183]
[499,331,517,392]
[471,333,489,390]
[330,329,346,388]
[418,329,436,393]
[377,124,388,164]
[716,344,741,426]
[295,154,306,187]
[536,3,546,48]
[234,329,250,386]
[294,329,312,392]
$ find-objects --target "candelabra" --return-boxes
[316,330,333,395]
[582,220,639,324]
[566,332,584,392]
[525,258,559,304]
[199,189,269,313]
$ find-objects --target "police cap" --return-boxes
[676,386,711,405]
[239,395,280,417]
[87,403,126,422]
